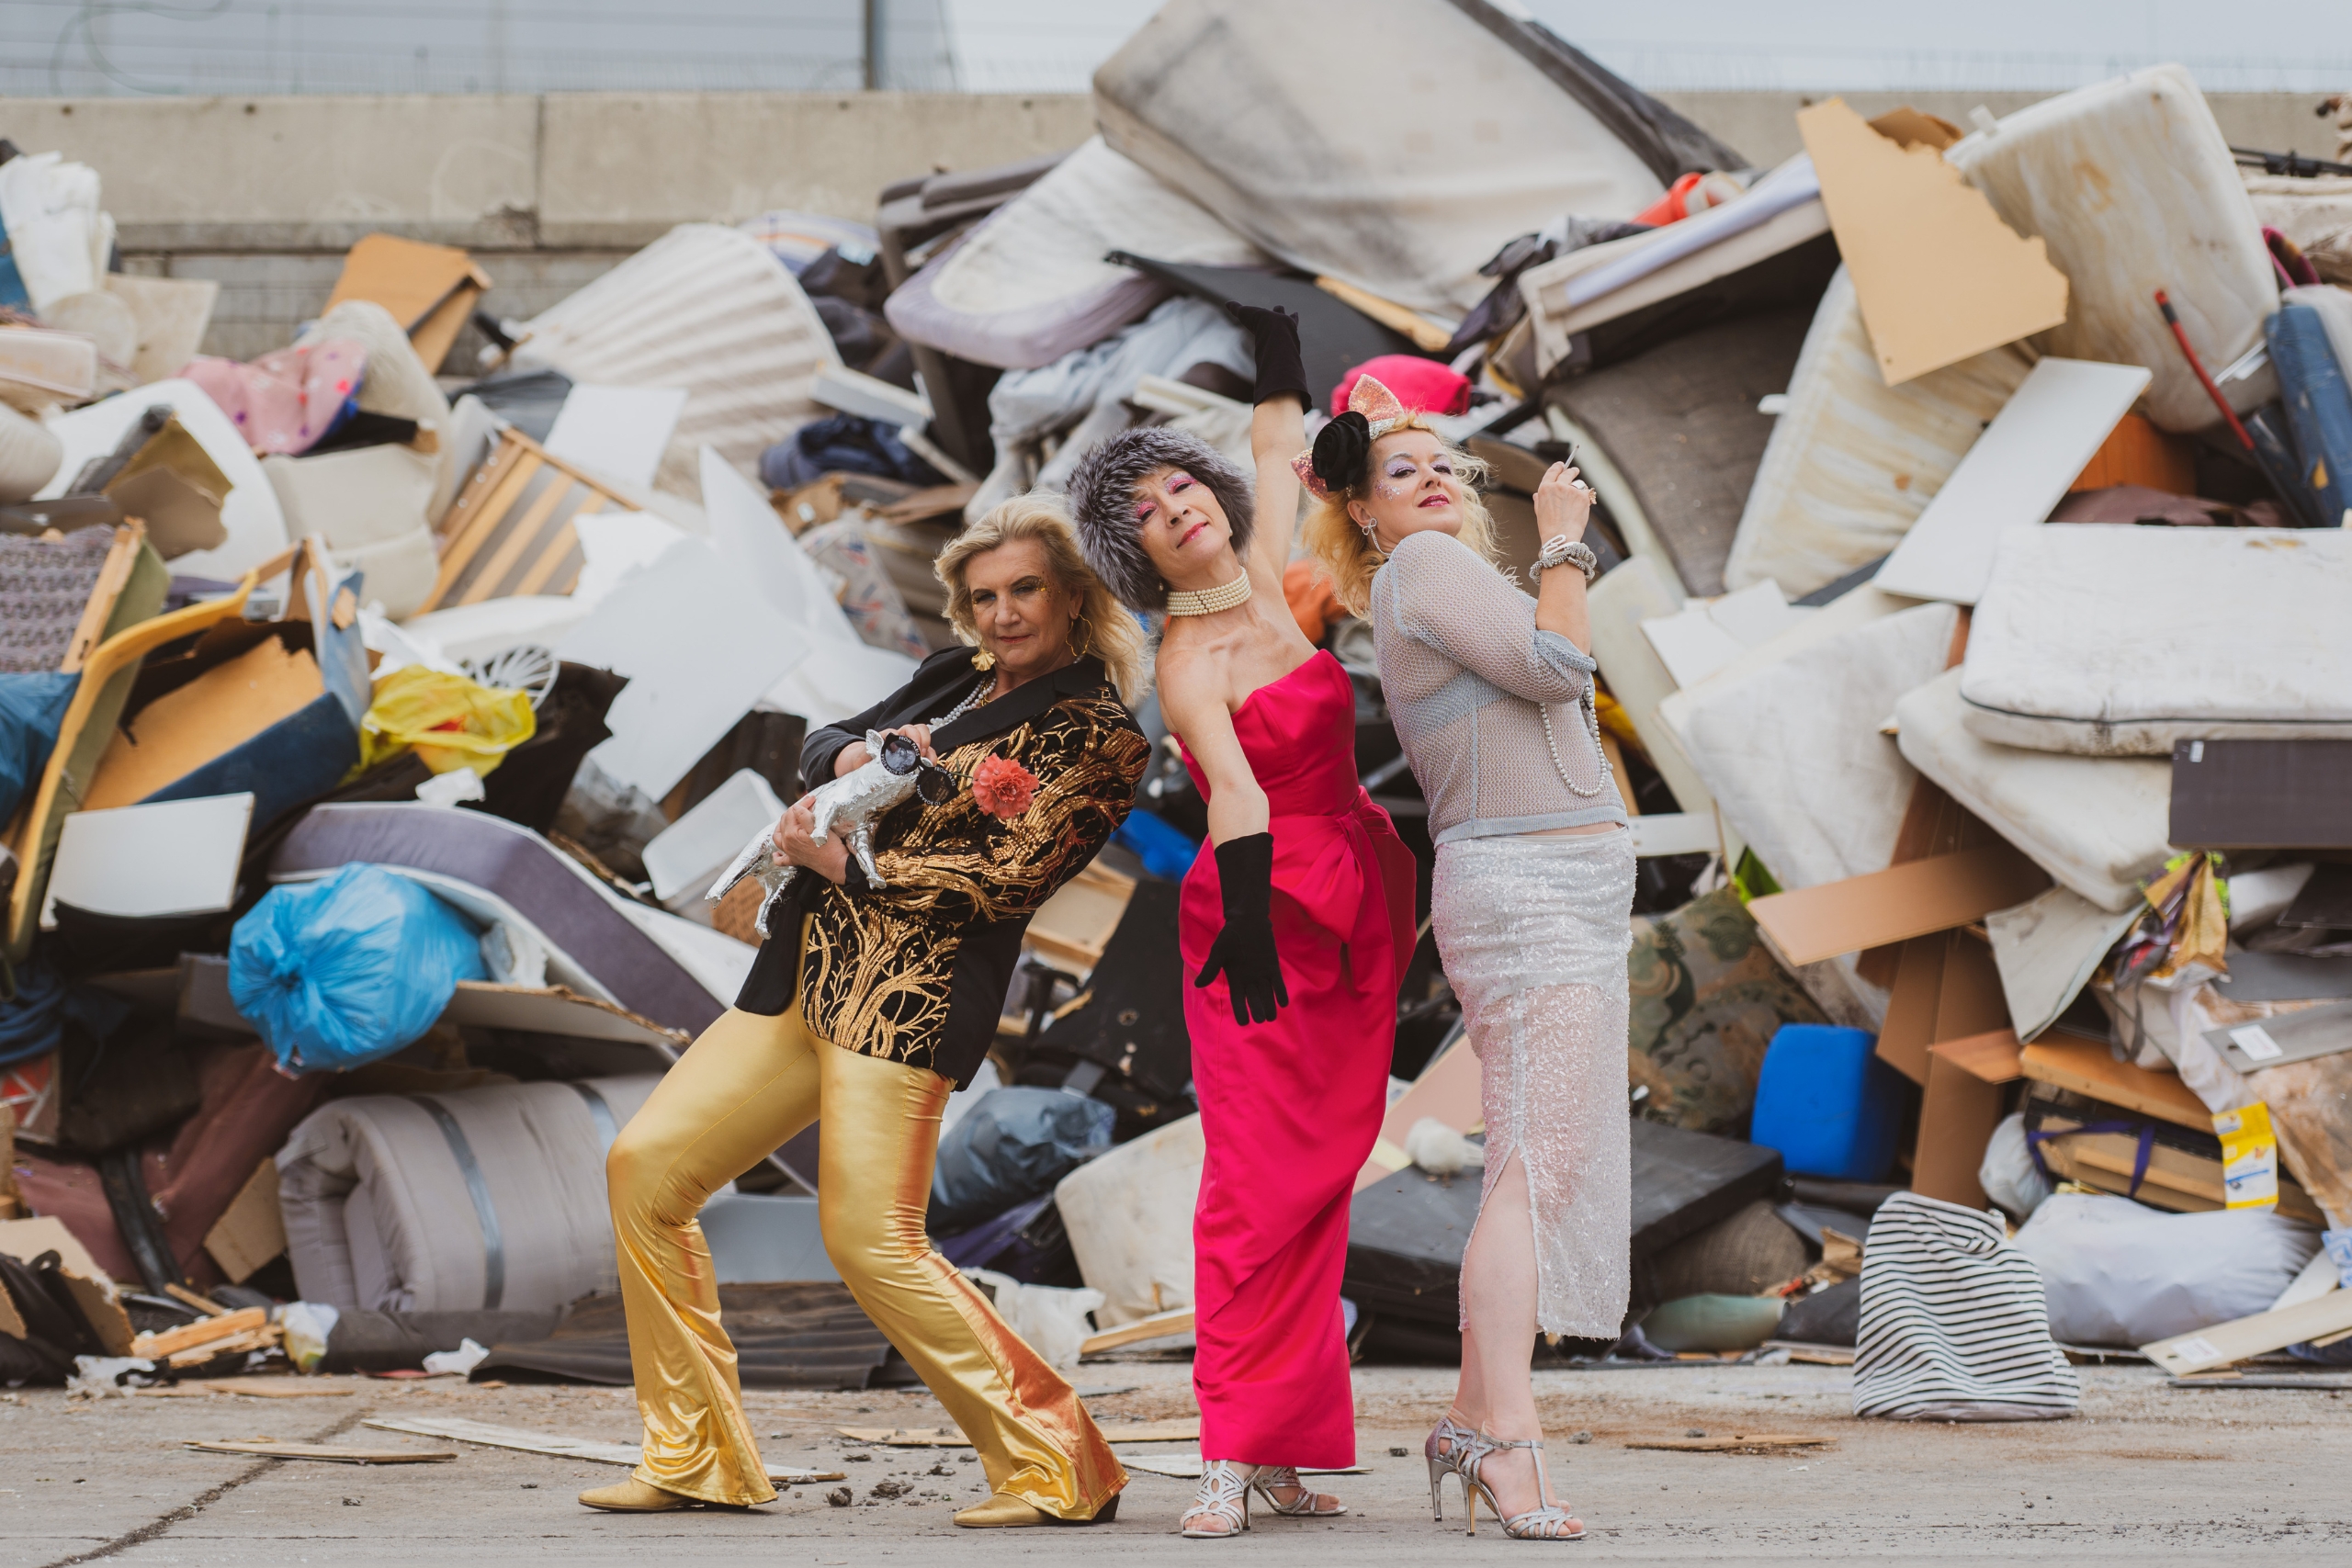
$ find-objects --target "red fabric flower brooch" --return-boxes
[971,754,1039,820]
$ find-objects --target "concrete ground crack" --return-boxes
[40,1405,371,1568]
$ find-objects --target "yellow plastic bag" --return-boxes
[350,664,536,780]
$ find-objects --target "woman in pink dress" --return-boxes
[1069,306,1414,1540]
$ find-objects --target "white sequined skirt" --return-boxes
[1431,830,1635,1338]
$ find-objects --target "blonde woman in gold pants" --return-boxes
[585,498,1150,1526]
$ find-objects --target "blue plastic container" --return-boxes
[1748,1024,1905,1181]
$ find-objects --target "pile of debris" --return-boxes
[5,0,2350,1410]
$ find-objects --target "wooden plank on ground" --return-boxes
[186,1441,453,1464]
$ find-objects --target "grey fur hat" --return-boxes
[1064,426,1255,613]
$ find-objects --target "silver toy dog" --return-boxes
[707,729,957,936]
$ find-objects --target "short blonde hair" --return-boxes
[937,492,1152,706]
[1302,416,1500,617]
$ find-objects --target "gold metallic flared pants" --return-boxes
[606,981,1125,1513]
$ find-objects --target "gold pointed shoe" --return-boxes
[954,1492,1122,1529]
[955,1492,1050,1528]
[578,1477,694,1512]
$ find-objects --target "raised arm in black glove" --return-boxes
[1193,831,1288,1026]
[1224,302,1311,412]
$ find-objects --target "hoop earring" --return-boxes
[1069,613,1092,660]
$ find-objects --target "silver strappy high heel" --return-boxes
[1250,1465,1345,1517]
[1424,1413,1481,1522]
[1179,1460,1255,1539]
[1458,1438,1589,1541]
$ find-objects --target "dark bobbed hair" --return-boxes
[1063,426,1256,613]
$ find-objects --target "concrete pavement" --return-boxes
[5,1360,2348,1565]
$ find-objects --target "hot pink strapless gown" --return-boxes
[1178,650,1416,1467]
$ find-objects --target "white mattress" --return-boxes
[278,1074,662,1314]
[1676,601,1960,892]
[1724,267,2033,598]
[1961,525,2352,754]
[513,224,839,500]
[1092,0,1666,316]
[1894,669,2172,912]
[1948,65,2277,434]
[883,137,1264,372]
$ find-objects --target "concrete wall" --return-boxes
[12,86,2336,363]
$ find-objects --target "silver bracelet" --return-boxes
[1532,536,1598,584]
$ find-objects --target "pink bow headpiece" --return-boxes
[1291,374,1409,500]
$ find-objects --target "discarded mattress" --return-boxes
[2246,175,2352,288]
[1676,601,1961,891]
[1093,0,1740,315]
[1949,65,2277,434]
[1544,303,1812,596]
[277,1073,662,1314]
[884,136,1265,371]
[268,802,736,1034]
[472,1283,890,1389]
[36,378,289,581]
[1724,268,2035,598]
[1854,1192,2079,1421]
[2012,1193,2320,1348]
[1960,525,2352,755]
[1054,1112,1203,1329]
[1894,669,2171,913]
[1521,154,1833,374]
[511,224,840,498]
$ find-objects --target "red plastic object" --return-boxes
[2154,288,2255,450]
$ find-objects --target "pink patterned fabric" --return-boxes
[1177,650,1415,1467]
[182,337,368,455]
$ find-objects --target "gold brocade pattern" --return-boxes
[797,689,1148,1074]
[606,987,1125,1516]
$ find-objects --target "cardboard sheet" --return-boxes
[543,385,689,491]
[202,1158,287,1284]
[1985,884,2139,1042]
[85,640,322,811]
[1796,97,2068,387]
[41,792,254,929]
[1747,844,2051,969]
[324,234,491,371]
[1873,357,2151,604]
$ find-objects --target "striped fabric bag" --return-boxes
[1854,1192,2080,1421]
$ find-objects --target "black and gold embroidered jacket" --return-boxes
[735,648,1147,1087]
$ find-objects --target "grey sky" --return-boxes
[6,0,2346,97]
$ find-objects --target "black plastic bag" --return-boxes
[929,1088,1112,1234]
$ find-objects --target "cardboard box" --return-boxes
[324,234,492,375]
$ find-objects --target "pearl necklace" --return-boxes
[1164,573,1253,617]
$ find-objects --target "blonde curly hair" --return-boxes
[1302,415,1501,617]
[936,492,1152,706]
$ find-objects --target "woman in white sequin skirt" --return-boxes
[1302,375,1634,1541]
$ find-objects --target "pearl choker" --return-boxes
[1164,573,1253,617]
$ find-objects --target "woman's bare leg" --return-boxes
[1446,1150,1556,1519]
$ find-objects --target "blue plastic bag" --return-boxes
[228,863,485,1074]
[0,672,78,827]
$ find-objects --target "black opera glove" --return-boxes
[1193,832,1288,1026]
[1225,302,1312,412]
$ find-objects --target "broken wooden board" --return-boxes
[1623,1433,1835,1453]
[1797,97,2068,386]
[2167,1372,2352,1392]
[364,1416,842,1484]
[836,1420,1199,1448]
[187,1441,454,1464]
[1758,1341,1856,1367]
[2018,1034,2211,1130]
[1079,1307,1195,1358]
[141,1381,352,1400]
[132,1305,268,1360]
[2142,1287,2352,1377]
